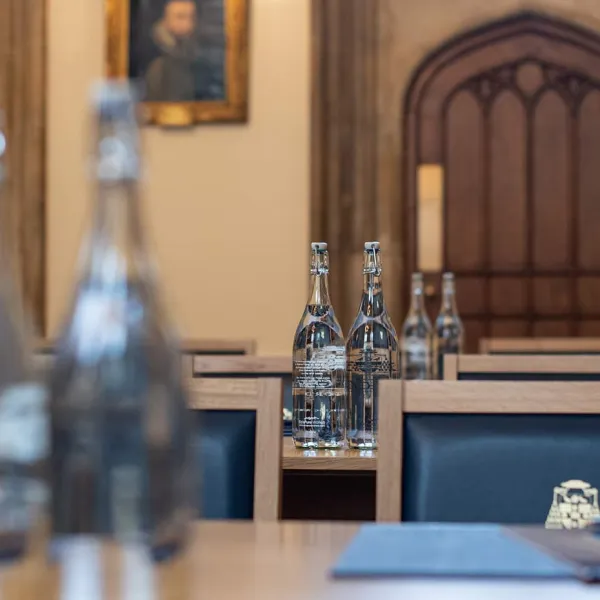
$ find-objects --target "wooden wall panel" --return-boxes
[489,92,527,270]
[0,0,46,333]
[311,0,379,330]
[445,91,484,271]
[578,90,600,271]
[532,91,570,271]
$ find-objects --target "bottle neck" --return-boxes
[360,252,385,317]
[81,118,149,292]
[409,281,426,315]
[440,281,458,315]
[308,272,331,306]
[308,251,331,306]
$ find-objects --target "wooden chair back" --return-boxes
[187,377,283,521]
[192,356,293,430]
[443,354,600,381]
[32,338,257,380]
[479,337,600,354]
[377,380,600,523]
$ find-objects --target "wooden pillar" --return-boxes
[311,0,381,331]
[0,0,46,333]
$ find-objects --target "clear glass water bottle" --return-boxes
[0,120,47,561]
[346,242,399,449]
[433,272,464,379]
[48,83,192,560]
[401,273,432,380]
[292,243,346,448]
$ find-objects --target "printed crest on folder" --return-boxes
[545,480,600,529]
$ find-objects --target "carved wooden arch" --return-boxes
[403,12,600,349]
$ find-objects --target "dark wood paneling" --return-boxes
[463,318,486,355]
[578,277,600,315]
[403,13,600,351]
[490,278,527,316]
[533,91,570,271]
[578,321,600,336]
[314,10,600,349]
[0,0,46,333]
[491,319,529,338]
[533,320,571,337]
[455,277,485,316]
[533,277,571,316]
[578,90,600,271]
[445,91,484,271]
[490,92,527,270]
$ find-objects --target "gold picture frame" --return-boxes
[105,0,249,126]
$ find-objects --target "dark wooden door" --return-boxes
[404,13,600,351]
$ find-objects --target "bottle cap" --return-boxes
[311,242,328,252]
[92,80,138,123]
[412,272,424,281]
[364,241,380,251]
[443,272,455,281]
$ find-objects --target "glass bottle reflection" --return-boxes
[401,273,432,380]
[433,272,464,379]
[346,242,399,449]
[48,83,192,559]
[292,243,346,448]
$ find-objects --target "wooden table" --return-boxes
[282,437,376,471]
[5,522,598,599]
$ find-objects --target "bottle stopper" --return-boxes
[92,80,138,122]
[364,241,380,251]
[311,242,328,252]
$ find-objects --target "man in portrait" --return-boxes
[145,0,199,101]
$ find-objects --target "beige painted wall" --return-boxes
[47,0,309,355]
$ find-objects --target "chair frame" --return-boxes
[443,354,600,380]
[186,377,283,521]
[36,338,256,355]
[479,337,600,354]
[192,355,290,377]
[376,380,600,522]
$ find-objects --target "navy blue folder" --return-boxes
[332,524,600,582]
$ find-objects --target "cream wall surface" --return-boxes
[47,0,309,355]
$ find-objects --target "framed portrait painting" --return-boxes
[106,0,249,126]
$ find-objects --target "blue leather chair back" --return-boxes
[403,413,600,525]
[193,410,257,519]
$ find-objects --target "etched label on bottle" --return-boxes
[347,347,396,397]
[293,346,345,394]
[348,347,395,374]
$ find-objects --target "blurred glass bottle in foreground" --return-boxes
[433,272,464,379]
[401,273,432,380]
[346,242,399,449]
[0,118,47,561]
[292,243,346,448]
[48,82,192,559]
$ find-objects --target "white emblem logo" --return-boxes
[545,480,600,529]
